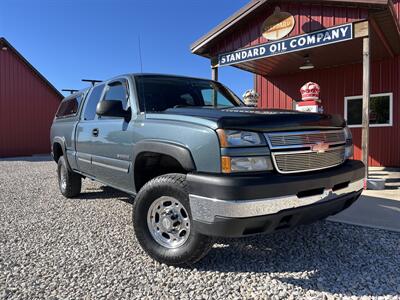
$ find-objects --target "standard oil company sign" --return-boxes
[218,23,353,66]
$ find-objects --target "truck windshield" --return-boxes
[135,75,243,112]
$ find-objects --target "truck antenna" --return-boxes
[138,35,143,73]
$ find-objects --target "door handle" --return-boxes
[92,128,99,137]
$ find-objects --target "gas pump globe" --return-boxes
[242,89,259,107]
[296,82,323,113]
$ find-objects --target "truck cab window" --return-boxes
[200,88,234,107]
[135,76,241,112]
[82,84,105,121]
[56,95,83,118]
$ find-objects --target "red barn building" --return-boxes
[0,37,62,157]
[192,0,400,168]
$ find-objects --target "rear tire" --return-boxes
[133,173,213,266]
[57,156,81,198]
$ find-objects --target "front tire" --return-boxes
[133,174,213,266]
[57,156,81,198]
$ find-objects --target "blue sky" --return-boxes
[1,0,253,97]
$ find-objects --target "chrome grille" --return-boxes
[272,147,345,174]
[267,130,345,149]
[265,130,347,173]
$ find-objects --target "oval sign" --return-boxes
[261,7,295,41]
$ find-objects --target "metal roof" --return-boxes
[191,0,390,57]
[0,37,63,99]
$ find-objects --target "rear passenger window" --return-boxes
[56,95,82,118]
[83,84,105,120]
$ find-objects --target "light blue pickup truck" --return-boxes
[51,74,364,266]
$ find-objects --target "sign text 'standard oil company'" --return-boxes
[218,23,353,66]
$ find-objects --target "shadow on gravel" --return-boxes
[196,221,400,297]
[0,155,52,162]
[75,186,134,204]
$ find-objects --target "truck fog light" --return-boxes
[221,156,273,173]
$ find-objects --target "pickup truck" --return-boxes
[50,74,365,266]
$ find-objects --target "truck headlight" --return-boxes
[344,127,353,159]
[221,156,273,173]
[217,129,262,147]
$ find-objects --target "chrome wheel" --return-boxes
[147,196,191,249]
[60,165,67,191]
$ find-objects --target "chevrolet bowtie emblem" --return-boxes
[312,142,329,153]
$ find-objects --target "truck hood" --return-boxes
[157,107,345,132]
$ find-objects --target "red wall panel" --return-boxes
[210,3,368,56]
[255,57,400,167]
[0,47,61,157]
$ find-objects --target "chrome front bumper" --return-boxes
[189,179,364,223]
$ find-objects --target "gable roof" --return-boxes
[191,0,390,57]
[0,37,63,99]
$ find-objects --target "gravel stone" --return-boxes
[1,157,400,299]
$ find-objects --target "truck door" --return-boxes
[75,83,106,175]
[89,78,135,191]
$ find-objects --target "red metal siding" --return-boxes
[209,3,368,56]
[0,47,61,157]
[255,56,400,167]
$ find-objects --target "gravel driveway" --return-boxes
[1,157,399,300]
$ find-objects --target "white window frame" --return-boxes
[344,92,393,128]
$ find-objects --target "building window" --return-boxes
[344,93,393,127]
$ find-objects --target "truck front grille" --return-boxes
[265,130,346,174]
[267,130,345,149]
[272,147,346,174]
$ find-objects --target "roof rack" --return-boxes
[61,89,79,95]
[82,79,102,86]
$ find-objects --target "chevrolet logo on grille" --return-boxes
[311,142,330,153]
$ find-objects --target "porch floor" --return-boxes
[328,167,400,232]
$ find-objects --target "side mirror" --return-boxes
[96,100,131,121]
